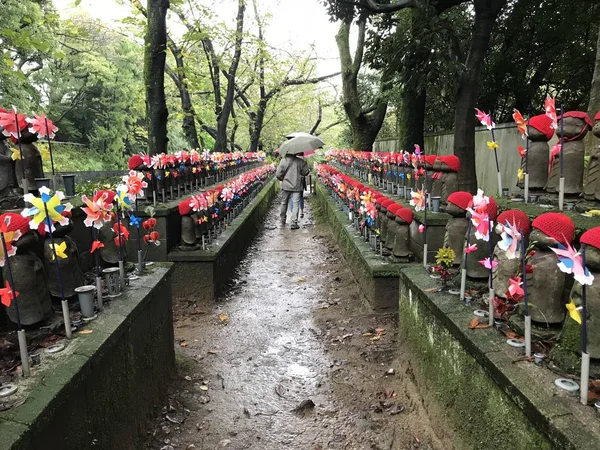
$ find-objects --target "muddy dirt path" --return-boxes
[144,194,452,450]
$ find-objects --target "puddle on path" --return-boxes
[144,194,454,450]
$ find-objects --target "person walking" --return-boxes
[276,153,309,229]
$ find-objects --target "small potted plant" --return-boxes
[433,246,456,289]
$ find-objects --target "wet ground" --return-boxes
[144,194,452,450]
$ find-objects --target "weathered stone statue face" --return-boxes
[528,127,549,142]
[529,229,557,249]
[445,203,466,217]
[558,117,588,140]
[585,245,600,272]
[592,119,600,138]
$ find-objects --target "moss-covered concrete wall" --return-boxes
[0,265,175,450]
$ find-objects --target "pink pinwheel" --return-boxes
[410,189,426,212]
[220,187,234,202]
[190,194,208,212]
[507,277,524,302]
[26,113,58,139]
[0,106,28,139]
[468,209,491,242]
[465,244,478,254]
[512,109,527,137]
[498,219,522,259]
[544,95,558,130]
[550,243,595,286]
[0,281,18,307]
[475,108,495,130]
[479,258,498,270]
[418,224,425,233]
[81,191,115,229]
[122,170,148,199]
[548,143,561,175]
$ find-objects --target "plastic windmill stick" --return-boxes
[135,198,143,276]
[115,201,126,291]
[43,203,72,338]
[0,232,30,376]
[559,105,565,211]
[14,111,28,194]
[460,220,472,302]
[489,110,502,196]
[44,117,56,176]
[488,210,495,326]
[524,117,530,203]
[581,244,590,406]
[93,227,103,311]
[522,229,531,357]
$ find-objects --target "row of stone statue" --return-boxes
[1,213,128,327]
[518,111,600,201]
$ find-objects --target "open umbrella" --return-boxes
[285,132,319,139]
[279,135,324,157]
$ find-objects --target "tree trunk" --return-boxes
[453,0,505,193]
[166,38,200,150]
[398,85,426,151]
[144,0,170,155]
[214,0,245,153]
[588,23,600,118]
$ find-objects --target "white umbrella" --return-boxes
[279,135,324,157]
[285,132,319,139]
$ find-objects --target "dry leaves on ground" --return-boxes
[468,317,491,329]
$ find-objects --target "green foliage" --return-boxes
[75,177,122,198]
[39,142,121,172]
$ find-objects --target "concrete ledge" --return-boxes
[0,264,175,450]
[398,265,600,449]
[314,182,404,311]
[169,177,278,303]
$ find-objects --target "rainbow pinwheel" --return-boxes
[566,299,582,325]
[544,95,558,130]
[0,280,18,307]
[410,189,426,212]
[475,108,495,130]
[49,242,68,261]
[115,186,133,210]
[550,243,595,286]
[498,219,522,259]
[82,191,115,229]
[512,109,527,137]
[122,170,147,200]
[22,187,72,234]
[0,215,22,267]
[26,113,58,139]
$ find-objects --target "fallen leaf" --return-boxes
[370,335,381,342]
[218,314,229,322]
[468,317,480,329]
[375,328,385,333]
[208,350,218,355]
[362,332,373,337]
[424,287,438,293]
[503,330,523,340]
[78,329,93,335]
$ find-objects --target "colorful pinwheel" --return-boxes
[0,281,18,307]
[544,95,558,130]
[190,195,208,212]
[0,215,22,267]
[128,215,142,228]
[479,258,498,270]
[498,219,522,259]
[26,113,58,139]
[81,190,115,229]
[410,189,426,212]
[22,187,73,234]
[512,109,527,137]
[122,170,148,199]
[550,243,595,286]
[475,108,495,130]
[220,187,234,202]
[49,242,68,261]
[115,185,133,211]
[0,106,27,139]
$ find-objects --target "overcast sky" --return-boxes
[53,0,343,78]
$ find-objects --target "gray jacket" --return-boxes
[276,155,310,192]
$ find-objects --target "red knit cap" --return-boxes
[488,198,498,221]
[178,200,192,216]
[376,196,389,205]
[558,111,593,129]
[532,212,575,245]
[447,191,472,210]
[387,203,402,215]
[580,227,600,250]
[529,114,554,140]
[381,199,394,209]
[595,112,600,121]
[442,155,460,173]
[395,208,413,224]
[425,155,437,166]
[128,155,144,170]
[497,209,530,234]
[0,212,30,235]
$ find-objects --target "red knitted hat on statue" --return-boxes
[580,227,600,250]
[497,209,530,234]
[0,212,30,236]
[128,154,144,170]
[395,208,413,224]
[558,111,593,129]
[178,200,192,216]
[425,155,437,166]
[488,198,498,221]
[447,191,472,210]
[532,212,574,245]
[381,199,394,210]
[595,112,600,121]
[442,155,460,173]
[529,114,554,140]
[387,203,402,215]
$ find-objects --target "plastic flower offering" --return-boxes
[435,246,456,269]
[22,186,73,234]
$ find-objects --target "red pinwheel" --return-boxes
[143,230,160,246]
[112,223,129,247]
[0,106,28,139]
[91,240,104,253]
[544,95,557,130]
[142,218,157,231]
[512,109,527,137]
[475,108,495,130]
[26,113,58,139]
[0,281,18,307]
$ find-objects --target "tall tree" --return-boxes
[588,22,600,119]
[144,0,170,155]
[336,19,390,151]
